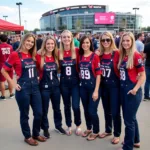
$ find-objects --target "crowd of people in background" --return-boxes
[0,29,149,150]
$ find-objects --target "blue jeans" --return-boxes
[144,66,150,98]
[15,80,42,139]
[40,86,62,130]
[60,84,81,127]
[101,86,121,137]
[80,86,100,134]
[121,84,142,150]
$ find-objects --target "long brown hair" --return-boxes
[59,30,76,60]
[17,33,36,61]
[79,36,94,55]
[40,36,59,70]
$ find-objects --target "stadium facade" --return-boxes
[40,5,142,33]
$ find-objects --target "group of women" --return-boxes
[1,30,145,150]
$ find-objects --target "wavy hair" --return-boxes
[17,33,36,61]
[40,36,59,70]
[99,31,117,55]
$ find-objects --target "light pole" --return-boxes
[16,2,22,25]
[133,7,139,33]
[3,15,8,21]
[24,20,27,30]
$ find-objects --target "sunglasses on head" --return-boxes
[101,38,111,42]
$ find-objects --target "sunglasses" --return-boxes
[101,39,111,43]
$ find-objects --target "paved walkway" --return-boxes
[0,93,150,150]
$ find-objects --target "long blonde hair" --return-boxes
[99,31,117,55]
[118,32,136,69]
[59,30,76,60]
[40,36,59,70]
[17,33,36,61]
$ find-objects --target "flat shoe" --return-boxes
[24,138,38,146]
[32,136,47,142]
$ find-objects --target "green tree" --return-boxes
[24,29,29,34]
[75,19,82,32]
[147,26,150,31]
[120,18,127,29]
[58,25,67,31]
[33,28,40,33]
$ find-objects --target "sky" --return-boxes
[0,0,150,30]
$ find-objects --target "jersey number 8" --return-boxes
[66,66,71,76]
[120,70,126,81]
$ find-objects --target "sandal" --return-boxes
[122,141,140,148]
[99,132,112,138]
[75,127,82,136]
[87,133,99,141]
[111,137,120,144]
[66,127,72,136]
[82,130,92,137]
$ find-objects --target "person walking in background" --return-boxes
[118,32,145,150]
[143,37,150,101]
[73,32,80,48]
[36,36,66,138]
[1,33,46,146]
[13,34,20,51]
[135,33,145,57]
[98,32,121,145]
[59,30,82,136]
[115,28,125,48]
[78,36,101,141]
[92,34,99,51]
[36,34,43,51]
[0,34,14,100]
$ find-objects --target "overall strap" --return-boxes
[90,53,95,62]
[18,52,23,61]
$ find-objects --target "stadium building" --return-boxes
[40,5,142,33]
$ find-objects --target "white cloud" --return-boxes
[0,5,42,30]
[1,0,150,31]
[0,6,17,13]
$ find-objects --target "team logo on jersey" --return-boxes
[46,64,55,69]
[24,61,34,65]
[138,58,142,64]
[102,61,111,65]
[80,64,90,67]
